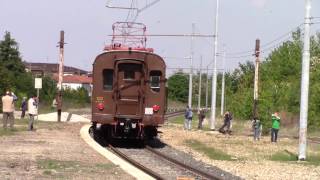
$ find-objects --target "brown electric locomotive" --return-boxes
[90,22,167,140]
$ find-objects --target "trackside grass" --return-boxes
[270,150,320,166]
[184,139,234,161]
[37,158,116,178]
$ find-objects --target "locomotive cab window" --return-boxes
[150,71,161,92]
[103,69,113,91]
[124,70,135,80]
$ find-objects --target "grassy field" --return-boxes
[0,117,62,137]
[168,114,320,165]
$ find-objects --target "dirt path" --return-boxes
[0,122,134,180]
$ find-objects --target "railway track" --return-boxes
[108,144,164,180]
[165,110,185,119]
[144,145,223,180]
[107,142,227,180]
[89,111,240,179]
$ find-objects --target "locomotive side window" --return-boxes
[103,69,113,91]
[150,71,161,92]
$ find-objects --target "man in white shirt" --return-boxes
[28,95,38,131]
[2,91,14,130]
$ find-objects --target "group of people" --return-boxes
[252,112,281,142]
[183,105,282,143]
[2,90,38,131]
[184,106,206,130]
[184,106,232,133]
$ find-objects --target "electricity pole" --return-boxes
[188,23,195,109]
[57,31,65,122]
[210,0,219,130]
[299,0,312,161]
[198,56,203,110]
[220,50,226,116]
[57,31,65,91]
[253,39,260,119]
[205,66,209,109]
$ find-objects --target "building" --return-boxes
[52,74,92,96]
[24,62,89,77]
[24,62,92,95]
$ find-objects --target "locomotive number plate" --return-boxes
[145,108,153,115]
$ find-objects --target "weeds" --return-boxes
[37,158,116,177]
[184,139,235,161]
[270,150,320,166]
[0,123,26,136]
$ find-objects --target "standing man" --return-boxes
[252,117,261,141]
[271,112,280,142]
[2,91,15,130]
[20,97,27,119]
[184,106,193,130]
[11,92,18,120]
[197,108,205,130]
[27,95,38,131]
[56,92,62,122]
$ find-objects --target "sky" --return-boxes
[0,0,320,76]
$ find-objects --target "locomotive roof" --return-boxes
[95,49,165,60]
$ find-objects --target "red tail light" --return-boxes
[152,105,160,112]
[97,103,104,110]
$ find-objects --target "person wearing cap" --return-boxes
[20,97,27,119]
[2,91,15,130]
[27,95,38,131]
[271,112,281,142]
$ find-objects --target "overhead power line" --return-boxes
[261,23,304,48]
[108,34,215,37]
[167,67,224,71]
[199,23,304,58]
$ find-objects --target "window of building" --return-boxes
[103,69,113,91]
[150,71,161,92]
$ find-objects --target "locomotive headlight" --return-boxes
[97,103,104,110]
[152,105,160,112]
[132,123,136,128]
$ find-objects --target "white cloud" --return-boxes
[249,0,268,8]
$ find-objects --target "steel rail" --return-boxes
[108,144,165,180]
[145,145,221,180]
[165,110,185,118]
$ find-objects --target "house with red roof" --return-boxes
[53,74,92,96]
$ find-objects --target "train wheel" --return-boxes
[145,126,158,140]
[103,125,114,145]
[89,125,97,140]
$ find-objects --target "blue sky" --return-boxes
[0,0,319,75]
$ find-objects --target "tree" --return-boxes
[0,31,30,95]
[167,72,189,102]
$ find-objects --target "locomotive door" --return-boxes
[115,62,144,117]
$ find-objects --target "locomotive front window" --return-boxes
[150,71,161,92]
[103,69,113,91]
[124,70,135,80]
